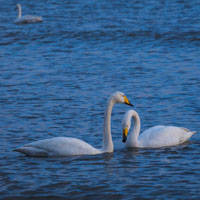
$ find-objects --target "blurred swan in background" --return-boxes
[122,109,196,148]
[15,4,43,24]
[14,92,133,156]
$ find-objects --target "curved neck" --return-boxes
[102,97,115,152]
[17,5,22,18]
[127,111,141,147]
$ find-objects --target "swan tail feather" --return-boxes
[179,130,196,144]
[180,127,197,135]
[180,127,190,132]
[14,146,49,157]
[191,131,197,135]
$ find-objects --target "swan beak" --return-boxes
[122,128,128,143]
[124,96,133,107]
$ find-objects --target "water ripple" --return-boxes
[0,0,200,199]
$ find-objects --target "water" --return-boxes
[0,0,200,199]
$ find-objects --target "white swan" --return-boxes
[15,4,43,24]
[122,110,196,148]
[14,92,133,156]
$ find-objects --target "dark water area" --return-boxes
[0,0,200,199]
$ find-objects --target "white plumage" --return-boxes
[14,92,133,156]
[15,4,43,24]
[122,110,196,148]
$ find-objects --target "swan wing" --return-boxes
[24,15,43,22]
[139,125,165,144]
[14,137,101,156]
[139,126,195,148]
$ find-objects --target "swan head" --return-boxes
[111,92,133,106]
[15,4,21,10]
[121,110,133,143]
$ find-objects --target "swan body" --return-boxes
[15,4,42,24]
[15,137,101,157]
[14,92,133,156]
[122,110,196,148]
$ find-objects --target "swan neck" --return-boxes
[129,112,141,147]
[18,5,22,18]
[102,97,114,152]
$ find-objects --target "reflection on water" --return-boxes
[0,0,200,199]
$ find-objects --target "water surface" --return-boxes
[0,0,200,199]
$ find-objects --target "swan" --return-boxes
[14,92,133,156]
[122,110,196,148]
[15,4,43,24]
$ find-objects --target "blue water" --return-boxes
[0,0,200,199]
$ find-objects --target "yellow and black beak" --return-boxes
[124,96,133,107]
[122,127,128,143]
